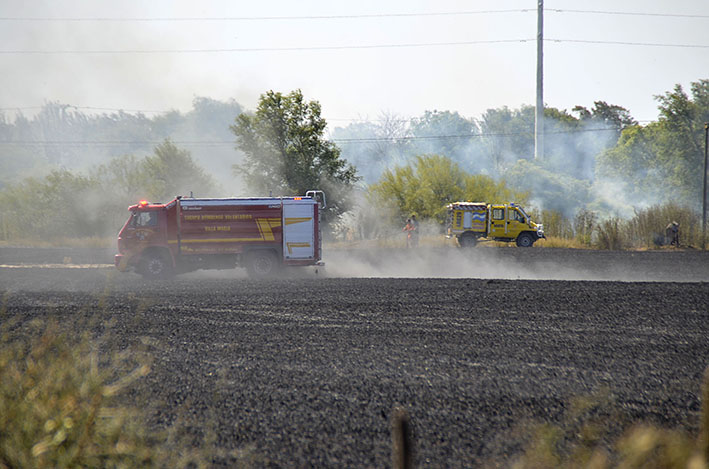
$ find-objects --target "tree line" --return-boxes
[0,80,707,246]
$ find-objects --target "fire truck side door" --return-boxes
[507,207,527,237]
[488,205,507,238]
[282,201,316,260]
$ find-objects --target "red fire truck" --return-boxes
[114,191,325,278]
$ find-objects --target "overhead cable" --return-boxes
[3,37,709,55]
[0,10,530,22]
[548,9,709,19]
[2,8,707,22]
[547,38,709,49]
[0,39,531,54]
[0,128,624,148]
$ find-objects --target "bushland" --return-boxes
[537,203,704,250]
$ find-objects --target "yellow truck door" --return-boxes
[488,205,507,238]
[507,206,527,237]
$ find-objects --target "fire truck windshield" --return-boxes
[131,211,158,227]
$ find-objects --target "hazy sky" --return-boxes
[1,0,707,127]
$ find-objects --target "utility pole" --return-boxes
[703,122,708,250]
[534,0,544,160]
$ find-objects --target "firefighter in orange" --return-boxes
[403,218,415,248]
[410,214,419,248]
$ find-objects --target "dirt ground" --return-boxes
[1,247,708,467]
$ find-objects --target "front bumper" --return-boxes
[114,254,129,272]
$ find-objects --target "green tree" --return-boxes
[596,124,663,197]
[0,169,102,240]
[479,105,535,172]
[572,101,637,136]
[231,89,358,215]
[597,79,709,209]
[369,154,522,224]
[409,111,480,160]
[141,139,218,201]
[91,155,153,231]
[504,159,591,217]
[0,112,52,189]
[330,115,409,185]
[463,174,524,205]
[369,155,464,223]
[479,103,633,181]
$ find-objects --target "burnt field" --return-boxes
[1,247,709,466]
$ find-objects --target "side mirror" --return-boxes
[306,190,327,209]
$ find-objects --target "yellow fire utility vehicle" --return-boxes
[446,202,545,247]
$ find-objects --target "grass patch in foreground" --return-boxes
[506,374,709,469]
[0,320,223,468]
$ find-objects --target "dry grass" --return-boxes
[0,322,156,468]
[535,236,590,249]
[0,318,219,468]
[507,369,709,469]
[594,218,626,250]
[624,203,702,249]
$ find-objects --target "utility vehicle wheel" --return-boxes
[141,254,173,279]
[246,250,279,277]
[516,233,535,247]
[458,232,477,248]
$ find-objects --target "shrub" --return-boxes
[624,202,701,249]
[509,368,709,468]
[540,210,574,239]
[0,322,158,468]
[0,320,216,468]
[594,217,625,250]
[574,209,597,247]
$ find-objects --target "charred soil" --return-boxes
[1,248,708,466]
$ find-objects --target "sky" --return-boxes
[1,0,708,129]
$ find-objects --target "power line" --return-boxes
[0,108,658,126]
[0,10,531,22]
[0,128,623,148]
[3,37,708,55]
[0,104,429,117]
[0,105,167,114]
[0,39,532,55]
[334,127,621,144]
[62,105,167,113]
[2,8,706,22]
[548,8,709,19]
[547,38,709,49]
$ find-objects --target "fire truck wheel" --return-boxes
[245,250,279,277]
[516,233,535,247]
[458,233,477,248]
[141,254,173,278]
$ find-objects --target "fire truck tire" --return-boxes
[458,232,477,248]
[516,233,535,247]
[140,254,173,279]
[245,250,279,277]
